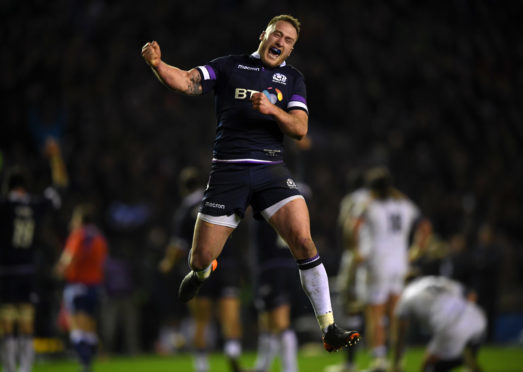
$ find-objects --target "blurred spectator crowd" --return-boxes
[1,0,522,352]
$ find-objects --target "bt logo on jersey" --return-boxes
[263,87,283,104]
[234,87,284,104]
[234,88,259,99]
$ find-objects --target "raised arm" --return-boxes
[44,137,68,188]
[408,218,433,263]
[158,240,186,274]
[250,92,308,140]
[141,41,202,96]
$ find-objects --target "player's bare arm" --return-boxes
[349,217,366,265]
[158,244,185,274]
[45,137,69,187]
[54,251,73,278]
[141,41,202,96]
[250,92,307,139]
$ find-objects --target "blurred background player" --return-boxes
[390,275,486,372]
[156,167,203,354]
[250,182,311,372]
[54,203,108,372]
[251,219,299,372]
[0,138,67,372]
[326,169,370,372]
[158,166,244,372]
[188,236,243,372]
[350,167,430,372]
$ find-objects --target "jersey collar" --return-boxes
[250,51,286,67]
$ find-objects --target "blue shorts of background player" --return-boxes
[63,283,101,317]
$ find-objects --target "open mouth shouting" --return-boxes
[269,47,282,57]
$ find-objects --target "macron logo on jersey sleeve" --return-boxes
[288,94,308,115]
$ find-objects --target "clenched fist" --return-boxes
[141,41,162,68]
[251,92,274,116]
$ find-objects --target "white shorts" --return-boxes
[363,268,405,305]
[428,303,486,359]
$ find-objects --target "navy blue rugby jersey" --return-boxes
[196,52,308,163]
[0,189,60,271]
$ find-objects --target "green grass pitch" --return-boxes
[33,345,523,372]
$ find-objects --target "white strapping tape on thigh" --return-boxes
[261,195,304,220]
[198,212,241,228]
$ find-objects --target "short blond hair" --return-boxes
[267,14,301,40]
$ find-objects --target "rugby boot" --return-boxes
[178,259,218,302]
[322,323,361,352]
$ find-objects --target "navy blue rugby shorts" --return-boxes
[255,266,300,311]
[0,273,36,303]
[63,283,101,316]
[199,162,302,220]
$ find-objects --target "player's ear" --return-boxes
[259,30,266,41]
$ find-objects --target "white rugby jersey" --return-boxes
[395,276,468,332]
[359,196,420,273]
[338,188,370,226]
[339,188,372,257]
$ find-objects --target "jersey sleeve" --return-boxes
[196,56,228,94]
[353,198,370,220]
[287,72,308,115]
[337,194,354,226]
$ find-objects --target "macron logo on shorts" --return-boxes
[204,201,225,209]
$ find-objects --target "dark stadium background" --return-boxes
[1,0,522,356]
